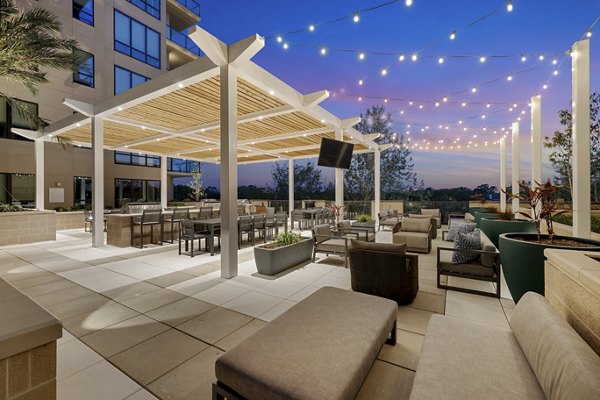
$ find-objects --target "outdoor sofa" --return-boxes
[410,292,600,400]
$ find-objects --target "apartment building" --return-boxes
[0,0,202,208]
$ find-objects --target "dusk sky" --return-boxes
[194,0,599,190]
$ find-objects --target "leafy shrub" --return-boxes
[0,203,24,212]
[553,214,600,234]
[356,214,372,223]
[264,232,304,249]
[497,210,514,221]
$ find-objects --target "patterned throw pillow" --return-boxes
[452,229,482,264]
[445,222,477,242]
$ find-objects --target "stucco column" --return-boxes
[374,150,381,219]
[511,122,520,214]
[92,117,104,248]
[160,156,168,209]
[288,159,294,221]
[572,39,591,238]
[335,128,344,208]
[219,64,239,278]
[34,138,44,210]
[500,137,506,212]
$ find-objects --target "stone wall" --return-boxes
[55,211,85,230]
[0,342,56,400]
[545,250,600,355]
[0,211,56,246]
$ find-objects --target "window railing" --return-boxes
[166,26,202,56]
[175,0,200,17]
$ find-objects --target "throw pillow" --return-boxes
[452,229,481,264]
[446,222,477,242]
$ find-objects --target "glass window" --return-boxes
[114,10,161,68]
[114,151,160,168]
[114,179,160,207]
[73,49,94,87]
[0,173,35,205]
[127,0,160,19]
[114,66,149,95]
[11,100,38,130]
[74,176,92,205]
[73,0,94,26]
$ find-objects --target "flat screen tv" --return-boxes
[317,138,354,169]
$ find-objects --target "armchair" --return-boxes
[311,224,356,267]
[421,208,442,228]
[349,240,419,305]
[392,217,433,253]
[337,220,375,241]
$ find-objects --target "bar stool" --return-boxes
[164,207,189,244]
[131,209,163,249]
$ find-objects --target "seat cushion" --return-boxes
[410,315,545,400]
[510,292,600,400]
[351,239,406,254]
[452,230,481,264]
[400,218,430,233]
[215,287,397,400]
[318,238,347,253]
[393,231,429,251]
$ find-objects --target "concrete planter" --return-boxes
[254,238,314,276]
[0,210,56,245]
[499,233,600,303]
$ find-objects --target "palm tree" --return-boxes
[0,0,81,131]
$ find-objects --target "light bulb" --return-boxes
[435,102,440,107]
[309,25,315,32]
[471,87,477,93]
[384,98,388,103]
[411,53,418,61]
[405,0,413,6]
[353,13,360,23]
[506,1,513,12]
[320,48,327,55]
[276,36,283,43]
[521,54,526,62]
[438,57,444,64]
[481,115,486,119]
[443,97,448,102]
[450,31,456,40]
[359,52,365,60]
[587,30,592,38]
[358,97,362,101]
[459,120,463,124]
[486,103,491,108]
[283,43,289,50]
[507,75,513,81]
[399,54,405,61]
[553,70,558,75]
[543,84,548,90]
[552,59,557,65]
[381,68,388,76]
[419,104,423,109]
[479,56,486,63]
[539,54,544,60]
[461,102,467,107]
[358,79,363,86]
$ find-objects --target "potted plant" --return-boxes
[356,214,372,223]
[254,232,314,276]
[499,179,600,303]
[480,208,536,248]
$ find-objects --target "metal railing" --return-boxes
[344,201,372,219]
[166,26,202,56]
[175,0,200,16]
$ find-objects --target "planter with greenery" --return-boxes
[254,232,314,276]
[356,214,372,223]
[473,211,499,227]
[480,212,536,249]
[499,180,600,303]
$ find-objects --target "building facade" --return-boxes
[0,0,201,208]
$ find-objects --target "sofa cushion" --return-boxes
[420,208,440,217]
[318,238,347,253]
[408,213,431,219]
[215,287,397,400]
[400,217,430,233]
[351,239,406,254]
[393,231,429,252]
[446,222,477,242]
[452,229,481,264]
[410,315,545,400]
[479,232,497,267]
[510,292,600,400]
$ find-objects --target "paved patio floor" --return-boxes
[0,227,514,400]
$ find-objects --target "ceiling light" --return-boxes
[586,30,592,38]
[178,83,184,88]
[443,97,448,102]
[461,102,467,107]
[117,107,123,111]
[539,54,544,60]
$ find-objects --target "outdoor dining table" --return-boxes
[191,217,226,256]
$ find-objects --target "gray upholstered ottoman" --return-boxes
[213,286,398,400]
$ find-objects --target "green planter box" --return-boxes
[479,218,536,248]
[254,238,314,276]
[473,212,499,227]
[499,233,600,303]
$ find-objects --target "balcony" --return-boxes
[166,25,201,69]
[166,0,200,31]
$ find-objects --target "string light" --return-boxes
[353,12,360,23]
[411,53,418,61]
[539,54,544,60]
[276,36,283,43]
[521,54,527,62]
[381,68,388,76]
[283,43,289,50]
[587,30,592,38]
[309,25,315,32]
[507,75,513,81]
[438,57,445,64]
[320,47,327,55]
[358,79,364,85]
[479,56,486,63]
[506,1,513,12]
[359,52,365,60]
[405,0,413,6]
[471,87,477,93]
[450,31,456,40]
[399,54,406,61]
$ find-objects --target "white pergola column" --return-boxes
[335,128,344,207]
[531,95,542,216]
[531,95,542,185]
[500,137,506,212]
[91,117,105,248]
[160,155,168,209]
[288,159,294,221]
[34,138,44,210]
[220,64,239,278]
[512,122,520,213]
[374,150,381,219]
[572,39,591,238]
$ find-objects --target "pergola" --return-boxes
[14,26,593,279]
[17,27,391,278]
